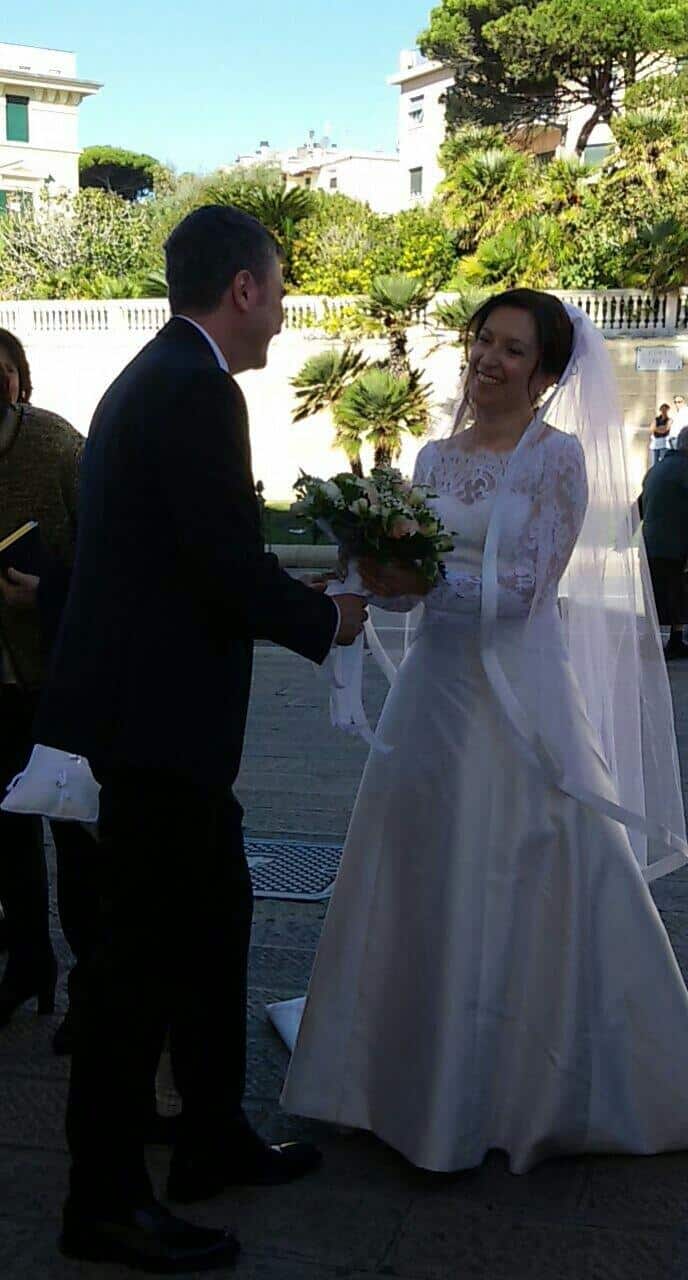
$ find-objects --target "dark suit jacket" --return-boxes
[640,451,688,562]
[36,318,337,789]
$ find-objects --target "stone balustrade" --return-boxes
[0,288,686,342]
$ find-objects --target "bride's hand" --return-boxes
[358,557,430,598]
[303,572,340,592]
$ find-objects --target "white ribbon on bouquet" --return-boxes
[321,560,397,752]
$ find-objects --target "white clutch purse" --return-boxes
[1,744,101,824]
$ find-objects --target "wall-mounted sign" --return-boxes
[636,347,684,372]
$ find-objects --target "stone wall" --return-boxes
[606,336,688,490]
[6,306,688,500]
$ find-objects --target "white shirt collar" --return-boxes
[176,316,229,373]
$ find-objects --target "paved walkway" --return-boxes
[2,649,688,1278]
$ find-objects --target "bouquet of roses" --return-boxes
[293,467,453,750]
[293,465,453,590]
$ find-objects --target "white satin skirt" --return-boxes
[279,614,688,1173]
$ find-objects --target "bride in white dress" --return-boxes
[276,288,688,1174]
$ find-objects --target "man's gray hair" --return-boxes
[677,426,688,452]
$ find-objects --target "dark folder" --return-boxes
[0,521,41,578]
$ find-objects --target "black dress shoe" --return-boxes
[168,1136,322,1203]
[59,1196,239,1273]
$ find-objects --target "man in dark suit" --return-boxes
[36,205,366,1273]
[640,424,688,660]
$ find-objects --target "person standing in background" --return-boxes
[669,394,688,448]
[649,402,672,465]
[0,329,99,1051]
[640,424,688,659]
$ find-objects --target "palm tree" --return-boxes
[290,346,370,475]
[206,181,315,279]
[361,273,434,377]
[461,215,566,289]
[536,156,595,221]
[139,266,168,297]
[623,218,688,293]
[333,366,430,469]
[431,286,491,346]
[439,147,533,251]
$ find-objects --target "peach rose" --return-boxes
[389,515,420,539]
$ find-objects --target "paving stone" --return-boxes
[5,646,688,1280]
[652,867,688,916]
[245,993,297,1103]
[385,1198,682,1280]
[0,1014,70,1082]
[0,1075,68,1150]
[0,1147,68,1221]
[249,946,315,995]
[656,912,688,979]
[182,1178,416,1273]
[402,1149,589,1220]
[251,902,326,952]
[577,1153,688,1229]
[0,1220,114,1280]
[210,1254,360,1280]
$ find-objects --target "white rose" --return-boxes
[322,481,345,507]
[389,515,420,539]
[418,515,439,535]
[349,497,369,517]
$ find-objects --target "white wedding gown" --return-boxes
[276,429,688,1174]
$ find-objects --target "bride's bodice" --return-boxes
[413,430,588,620]
[428,449,531,615]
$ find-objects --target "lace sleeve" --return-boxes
[532,433,588,610]
[410,441,436,488]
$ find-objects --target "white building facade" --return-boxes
[229,132,401,215]
[387,51,455,210]
[387,49,620,208]
[289,151,401,215]
[0,43,100,214]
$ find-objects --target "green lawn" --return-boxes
[261,502,325,546]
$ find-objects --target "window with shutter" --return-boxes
[6,96,29,143]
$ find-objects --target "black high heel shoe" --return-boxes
[0,957,58,1027]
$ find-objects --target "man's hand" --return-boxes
[0,567,40,609]
[334,593,368,646]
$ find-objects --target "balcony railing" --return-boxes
[0,289,686,340]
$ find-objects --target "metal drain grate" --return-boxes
[246,839,342,901]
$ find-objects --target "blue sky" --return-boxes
[3,1,430,173]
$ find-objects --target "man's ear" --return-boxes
[231,270,254,313]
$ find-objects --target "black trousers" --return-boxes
[647,556,688,627]
[66,768,253,1207]
[0,685,98,989]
